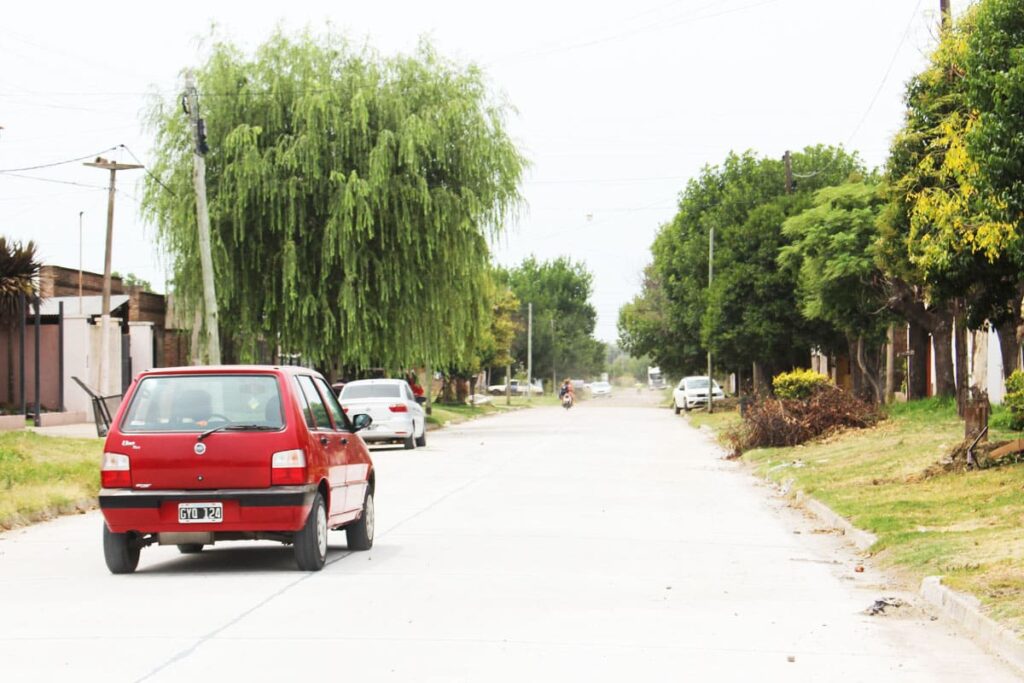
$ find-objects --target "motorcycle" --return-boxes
[561,392,574,410]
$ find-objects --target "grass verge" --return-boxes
[696,397,1024,635]
[426,394,560,428]
[0,431,101,530]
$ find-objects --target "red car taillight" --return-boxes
[101,452,131,488]
[271,449,307,485]
[388,404,408,413]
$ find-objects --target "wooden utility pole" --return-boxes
[783,150,794,195]
[526,303,533,403]
[184,71,221,364]
[940,0,951,30]
[707,225,714,414]
[83,157,142,395]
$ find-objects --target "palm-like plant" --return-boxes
[0,237,41,407]
[0,237,41,325]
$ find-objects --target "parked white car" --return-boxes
[487,379,544,396]
[590,381,612,398]
[339,379,426,449]
[673,376,725,413]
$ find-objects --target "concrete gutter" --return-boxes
[921,576,1024,675]
[792,490,878,552]
[791,485,1024,676]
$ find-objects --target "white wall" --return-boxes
[62,314,91,415]
[128,322,155,379]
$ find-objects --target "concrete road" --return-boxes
[1,393,1019,682]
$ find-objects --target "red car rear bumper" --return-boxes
[99,485,316,534]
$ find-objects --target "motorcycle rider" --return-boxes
[558,378,575,408]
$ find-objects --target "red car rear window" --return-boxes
[120,375,284,433]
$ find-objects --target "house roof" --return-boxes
[39,295,129,316]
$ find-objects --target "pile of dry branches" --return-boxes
[728,385,881,454]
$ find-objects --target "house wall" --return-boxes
[0,324,61,411]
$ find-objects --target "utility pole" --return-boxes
[78,211,84,314]
[551,317,556,395]
[184,70,221,364]
[83,157,142,395]
[527,303,533,404]
[505,362,512,406]
[940,0,951,31]
[707,226,714,414]
[783,150,794,195]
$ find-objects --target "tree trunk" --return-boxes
[752,362,767,396]
[885,324,896,403]
[908,321,929,399]
[847,337,863,397]
[932,314,956,397]
[996,319,1021,379]
[855,335,884,404]
[971,328,988,394]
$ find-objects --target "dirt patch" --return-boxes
[914,439,1024,480]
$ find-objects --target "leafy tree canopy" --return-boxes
[498,256,605,381]
[142,31,527,370]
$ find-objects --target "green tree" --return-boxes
[142,32,526,373]
[779,180,890,400]
[963,0,1024,373]
[499,256,605,383]
[627,146,860,390]
[111,272,153,291]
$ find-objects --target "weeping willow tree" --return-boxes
[142,31,526,370]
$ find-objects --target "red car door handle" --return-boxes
[320,436,329,445]
[340,438,348,445]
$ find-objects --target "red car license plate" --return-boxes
[178,502,223,524]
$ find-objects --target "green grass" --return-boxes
[425,394,560,428]
[699,397,1024,634]
[0,432,101,529]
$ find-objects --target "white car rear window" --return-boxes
[342,384,402,399]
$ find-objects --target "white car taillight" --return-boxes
[271,449,307,485]
[101,452,131,488]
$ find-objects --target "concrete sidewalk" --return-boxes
[27,422,101,439]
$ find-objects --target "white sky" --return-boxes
[1,0,963,342]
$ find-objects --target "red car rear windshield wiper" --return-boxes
[197,423,280,441]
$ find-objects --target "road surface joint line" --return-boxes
[133,549,354,682]
[134,411,543,682]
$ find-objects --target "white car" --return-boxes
[673,376,725,413]
[590,381,612,398]
[339,379,426,449]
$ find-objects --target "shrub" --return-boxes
[1004,369,1024,430]
[772,368,832,400]
[727,384,881,453]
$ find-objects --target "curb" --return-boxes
[791,488,1024,676]
[791,490,878,552]
[920,576,1024,675]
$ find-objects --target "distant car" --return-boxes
[673,376,725,413]
[487,379,543,396]
[99,365,376,574]
[339,379,427,449]
[590,381,612,398]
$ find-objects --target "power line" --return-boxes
[491,0,782,64]
[120,144,178,197]
[787,0,926,182]
[0,172,108,190]
[846,0,925,147]
[0,146,120,173]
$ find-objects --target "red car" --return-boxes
[99,365,376,573]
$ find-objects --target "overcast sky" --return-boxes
[1,0,963,342]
